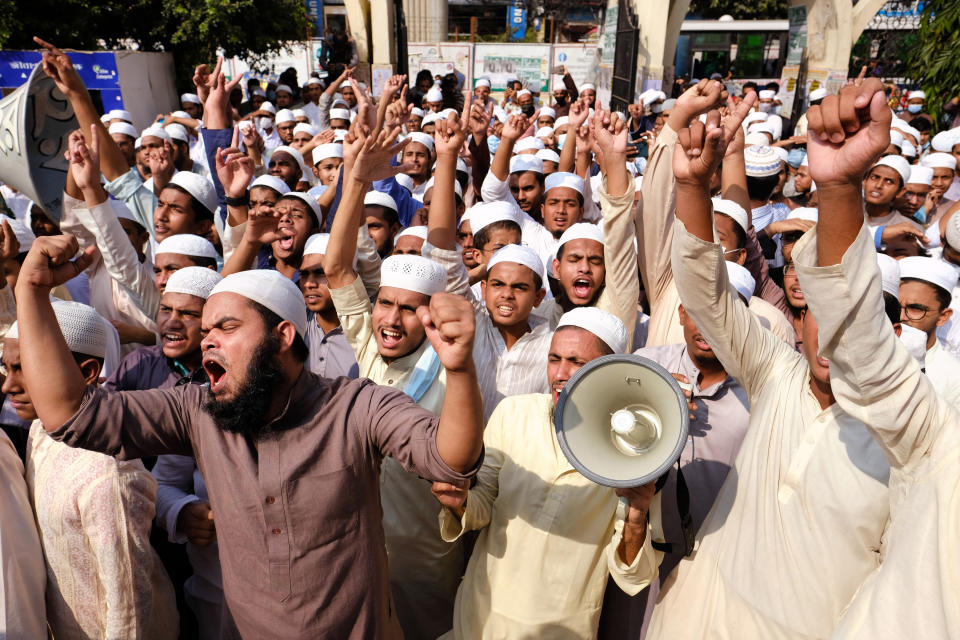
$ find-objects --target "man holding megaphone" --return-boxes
[431,306,660,640]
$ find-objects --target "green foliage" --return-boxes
[0,0,309,90]
[687,0,788,20]
[907,0,960,123]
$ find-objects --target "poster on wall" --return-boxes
[550,45,600,93]
[777,65,800,119]
[408,43,472,87]
[473,43,551,93]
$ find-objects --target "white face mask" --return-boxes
[757,102,773,114]
[898,323,928,369]
[258,117,273,131]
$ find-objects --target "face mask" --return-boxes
[557,134,567,150]
[782,176,799,198]
[913,205,927,224]
[899,323,928,369]
[258,117,273,130]
[907,104,923,114]
[554,96,567,107]
[769,105,781,116]
[757,103,773,113]
[521,104,535,117]
[487,135,500,154]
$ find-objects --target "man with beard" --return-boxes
[15,227,484,638]
[3,300,178,639]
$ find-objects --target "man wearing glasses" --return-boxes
[897,256,960,403]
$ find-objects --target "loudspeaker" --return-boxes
[554,354,689,488]
[0,64,77,221]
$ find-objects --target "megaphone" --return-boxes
[0,63,77,221]
[554,354,689,488]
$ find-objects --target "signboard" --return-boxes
[786,5,807,66]
[805,68,829,102]
[0,51,119,90]
[551,45,599,93]
[474,43,550,93]
[599,2,618,66]
[305,0,324,38]
[507,2,527,42]
[408,43,472,86]
[777,65,800,119]
[825,68,848,96]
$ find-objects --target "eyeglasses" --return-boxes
[901,302,936,321]
[783,262,797,276]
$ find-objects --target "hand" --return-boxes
[385,95,412,130]
[806,77,890,187]
[202,58,243,128]
[146,141,175,189]
[314,129,337,145]
[0,220,20,264]
[435,93,470,156]
[431,480,468,517]
[243,205,288,246]
[672,78,724,128]
[192,64,212,105]
[671,373,697,421]
[382,74,407,102]
[468,100,493,139]
[593,108,628,156]
[347,125,413,183]
[240,123,264,157]
[33,37,86,97]
[176,501,217,547]
[216,128,255,198]
[350,78,376,132]
[881,222,929,246]
[724,119,745,159]
[615,482,656,525]
[18,235,97,291]
[925,189,942,212]
[66,126,101,194]
[501,114,529,142]
[767,218,815,235]
[417,292,476,373]
[568,98,590,129]
[673,96,754,187]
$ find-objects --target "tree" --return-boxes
[906,0,960,124]
[0,0,309,91]
[686,0,787,20]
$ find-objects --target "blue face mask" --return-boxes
[908,104,923,114]
[914,206,927,224]
[487,135,500,154]
[557,134,567,150]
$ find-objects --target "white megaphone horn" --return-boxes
[0,63,77,221]
[553,354,690,488]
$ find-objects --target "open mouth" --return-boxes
[203,357,228,392]
[380,328,403,349]
[277,235,295,251]
[817,356,830,369]
[790,286,805,301]
[694,337,712,351]
[162,333,186,346]
[304,294,320,304]
[495,304,515,316]
[572,278,592,298]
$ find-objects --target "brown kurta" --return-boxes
[49,370,480,640]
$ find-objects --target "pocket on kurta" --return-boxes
[286,463,362,549]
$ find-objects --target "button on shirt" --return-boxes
[645,222,891,640]
[49,371,478,640]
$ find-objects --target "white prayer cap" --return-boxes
[211,270,308,336]
[396,225,428,241]
[476,77,491,88]
[808,87,828,102]
[907,165,934,186]
[303,233,330,256]
[422,176,462,200]
[292,108,308,119]
[470,201,522,234]
[877,253,901,297]
[539,106,556,119]
[744,131,770,147]
[156,234,219,260]
[275,109,296,124]
[293,123,317,137]
[493,107,509,123]
[379,254,446,296]
[742,111,768,128]
[164,123,189,143]
[931,130,960,152]
[800,154,808,167]
[365,190,398,212]
[554,116,569,128]
[439,108,458,119]
[537,149,561,164]
[252,88,266,97]
[580,83,596,92]
[7,218,35,253]
[7,301,107,359]
[545,171,585,196]
[712,198,748,233]
[306,78,322,86]
[510,154,543,174]
[108,122,137,138]
[921,152,958,171]
[141,126,171,143]
[425,87,444,102]
[744,145,782,177]
[168,172,217,216]
[726,262,755,302]
[100,113,112,124]
[535,126,555,137]
[899,256,959,298]
[271,145,309,176]
[769,146,789,163]
[171,110,191,119]
[181,92,201,105]
[250,174,291,195]
[280,192,322,224]
[421,112,440,127]
[394,173,413,192]
[786,207,819,223]
[889,129,905,147]
[410,107,425,118]
[909,90,926,100]
[758,89,776,100]
[487,245,545,287]
[516,89,532,98]
[556,307,627,354]
[333,129,348,143]
[260,101,276,114]
[108,109,132,122]
[557,222,603,248]
[164,266,222,300]
[946,212,960,250]
[406,132,435,152]
[901,141,917,158]
[515,137,545,153]
[873,154,911,185]
[134,137,141,149]
[276,84,293,95]
[312,143,343,164]
[329,108,352,122]
[902,124,922,144]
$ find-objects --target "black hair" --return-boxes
[251,301,309,363]
[484,260,544,291]
[746,173,780,202]
[279,194,321,230]
[166,183,214,222]
[902,277,952,311]
[716,212,747,249]
[908,117,932,133]
[71,351,105,374]
[415,70,434,87]
[556,233,603,260]
[473,220,522,252]
[366,204,399,227]
[765,82,780,92]
[882,291,901,325]
[188,256,220,270]
[742,81,758,93]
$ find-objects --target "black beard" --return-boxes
[203,335,286,440]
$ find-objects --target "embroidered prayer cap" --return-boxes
[744,145,782,177]
[164,266,222,300]
[379,254,446,296]
[168,172,218,216]
[156,234,219,260]
[7,300,108,359]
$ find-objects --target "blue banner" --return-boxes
[306,0,324,37]
[507,2,526,42]
[0,51,120,90]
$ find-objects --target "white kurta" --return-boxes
[924,339,960,404]
[645,222,891,640]
[794,223,960,640]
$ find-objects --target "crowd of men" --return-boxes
[0,32,959,640]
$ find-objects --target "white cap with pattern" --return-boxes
[156,234,219,260]
[380,254,446,296]
[164,266,222,299]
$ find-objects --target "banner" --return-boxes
[306,0,324,37]
[507,2,527,42]
[550,45,600,92]
[786,6,807,66]
[0,51,119,90]
[474,43,550,93]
